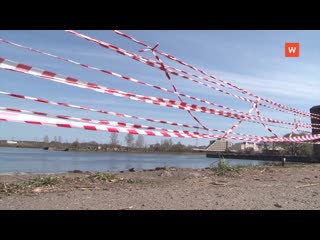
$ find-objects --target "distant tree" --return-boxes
[135,135,145,148]
[110,133,119,147]
[244,147,254,154]
[43,135,49,143]
[54,136,58,142]
[171,142,185,152]
[150,143,161,152]
[261,135,277,153]
[71,140,79,149]
[262,141,270,153]
[125,134,135,148]
[58,136,62,143]
[276,133,312,156]
[160,139,173,151]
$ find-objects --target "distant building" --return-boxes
[20,140,41,144]
[231,142,263,153]
[206,139,232,152]
[6,140,18,144]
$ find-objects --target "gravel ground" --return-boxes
[1,164,320,210]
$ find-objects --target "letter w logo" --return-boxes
[285,43,300,57]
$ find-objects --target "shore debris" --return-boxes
[274,203,282,208]
[295,183,320,188]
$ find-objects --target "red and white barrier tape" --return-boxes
[1,110,319,142]
[71,30,319,121]
[115,30,320,121]
[1,37,243,129]
[138,42,208,130]
[0,57,248,122]
[221,97,261,138]
[0,110,206,139]
[65,31,263,109]
[290,115,301,137]
[0,106,228,138]
[254,104,279,137]
[0,32,318,143]
[249,122,311,134]
[290,116,296,138]
[1,37,285,121]
[0,38,252,117]
[311,113,320,118]
[0,57,310,128]
[0,90,265,138]
[113,30,317,119]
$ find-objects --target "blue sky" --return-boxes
[0,30,319,146]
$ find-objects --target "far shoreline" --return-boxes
[0,145,206,155]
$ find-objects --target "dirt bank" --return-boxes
[1,164,320,210]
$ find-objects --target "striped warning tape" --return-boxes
[255,103,279,137]
[221,97,261,138]
[137,42,207,130]
[0,90,265,138]
[0,106,229,138]
[0,57,310,128]
[0,57,249,122]
[0,38,320,139]
[0,37,276,120]
[113,30,317,119]
[0,110,206,139]
[0,37,257,118]
[0,31,318,143]
[71,30,319,121]
[64,31,264,108]
[0,37,207,131]
[290,115,301,137]
[1,110,319,143]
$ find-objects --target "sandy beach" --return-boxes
[1,163,320,210]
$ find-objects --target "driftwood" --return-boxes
[118,206,133,210]
[75,186,102,190]
[3,183,8,193]
[211,182,228,186]
[295,183,320,188]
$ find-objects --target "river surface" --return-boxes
[0,147,272,173]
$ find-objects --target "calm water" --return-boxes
[0,147,271,173]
